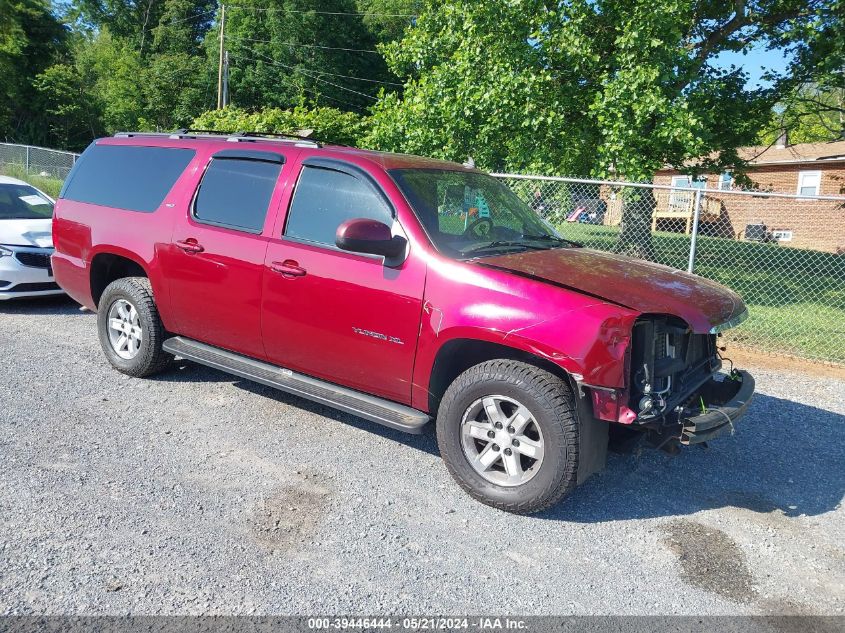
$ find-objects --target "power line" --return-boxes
[235,54,371,112]
[301,69,403,87]
[227,35,382,54]
[226,5,417,18]
[159,8,218,26]
[246,51,379,101]
[226,36,403,87]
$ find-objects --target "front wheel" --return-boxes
[436,360,579,514]
[97,277,173,377]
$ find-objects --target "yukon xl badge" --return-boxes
[352,327,404,345]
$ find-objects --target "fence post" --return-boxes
[25,146,30,173]
[687,188,702,273]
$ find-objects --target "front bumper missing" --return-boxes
[678,370,754,445]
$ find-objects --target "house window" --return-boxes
[797,170,821,197]
[717,171,733,191]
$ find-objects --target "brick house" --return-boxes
[652,139,845,253]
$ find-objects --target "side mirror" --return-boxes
[336,218,407,259]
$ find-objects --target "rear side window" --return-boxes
[61,144,195,213]
[285,165,392,246]
[193,158,282,232]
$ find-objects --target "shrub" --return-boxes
[192,106,371,147]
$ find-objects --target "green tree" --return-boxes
[760,84,845,144]
[66,0,168,55]
[0,0,68,144]
[59,0,216,136]
[355,0,420,44]
[192,105,371,146]
[32,63,102,150]
[75,29,145,133]
[754,0,844,145]
[142,0,217,129]
[367,0,832,258]
[216,0,393,112]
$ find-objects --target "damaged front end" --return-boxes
[596,314,754,452]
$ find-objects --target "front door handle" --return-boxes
[270,260,307,278]
[175,239,204,254]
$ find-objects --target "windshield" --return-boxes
[0,183,54,220]
[389,169,571,258]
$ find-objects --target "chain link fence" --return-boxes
[494,173,845,366]
[0,142,79,180]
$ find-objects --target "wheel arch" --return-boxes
[425,337,579,417]
[89,250,149,307]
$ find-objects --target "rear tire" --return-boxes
[97,277,172,377]
[436,360,579,514]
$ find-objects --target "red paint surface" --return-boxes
[480,248,745,334]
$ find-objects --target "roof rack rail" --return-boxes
[114,129,326,147]
[175,128,333,147]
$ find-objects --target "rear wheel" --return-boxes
[97,277,172,377]
[436,360,579,514]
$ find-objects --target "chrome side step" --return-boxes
[163,336,430,434]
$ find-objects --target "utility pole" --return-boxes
[216,3,226,110]
[222,50,230,108]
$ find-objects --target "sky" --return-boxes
[712,42,793,89]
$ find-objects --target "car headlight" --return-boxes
[0,245,13,258]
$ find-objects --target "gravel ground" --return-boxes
[1,296,843,616]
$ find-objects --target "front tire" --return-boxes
[436,360,579,514]
[97,277,172,377]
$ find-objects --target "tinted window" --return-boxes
[61,144,195,212]
[285,166,392,245]
[194,158,282,232]
[0,183,53,220]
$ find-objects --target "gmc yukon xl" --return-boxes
[52,132,754,514]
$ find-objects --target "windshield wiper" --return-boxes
[522,234,583,248]
[458,240,550,256]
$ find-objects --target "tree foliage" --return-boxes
[2,0,402,150]
[192,106,371,146]
[368,0,833,180]
[0,0,68,143]
[366,0,836,257]
[355,0,420,44]
[760,84,845,145]
[218,0,394,113]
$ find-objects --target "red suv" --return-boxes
[52,132,754,514]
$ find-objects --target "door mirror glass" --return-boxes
[336,218,407,259]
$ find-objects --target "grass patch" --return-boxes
[0,163,64,198]
[559,223,845,364]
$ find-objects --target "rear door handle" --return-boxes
[175,239,204,254]
[270,260,307,278]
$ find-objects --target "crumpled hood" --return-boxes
[477,247,746,334]
[0,218,53,247]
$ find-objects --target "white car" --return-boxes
[0,175,64,300]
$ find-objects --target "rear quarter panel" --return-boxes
[52,140,207,325]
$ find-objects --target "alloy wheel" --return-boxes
[460,395,545,487]
[106,298,143,360]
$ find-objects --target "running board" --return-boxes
[162,336,429,434]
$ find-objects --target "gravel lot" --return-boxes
[1,296,843,616]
